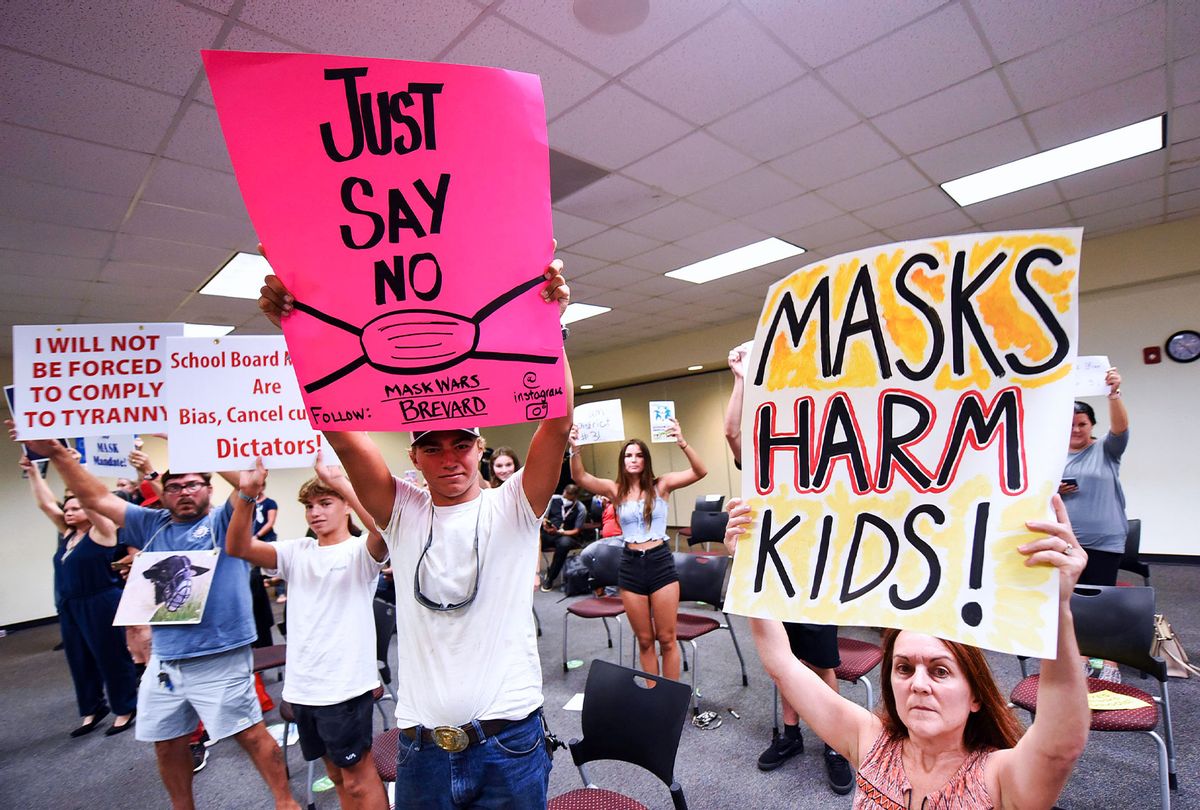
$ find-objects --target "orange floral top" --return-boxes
[853,732,994,809]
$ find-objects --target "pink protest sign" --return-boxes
[203,50,563,432]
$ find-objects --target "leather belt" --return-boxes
[400,713,528,753]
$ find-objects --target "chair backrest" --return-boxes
[689,509,729,546]
[1070,584,1167,680]
[674,552,729,606]
[571,659,692,795]
[694,495,724,512]
[589,542,624,589]
[1119,518,1150,577]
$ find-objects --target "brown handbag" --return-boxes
[1152,613,1200,678]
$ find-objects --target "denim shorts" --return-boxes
[618,543,678,595]
[394,709,551,809]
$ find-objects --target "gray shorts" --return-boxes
[135,645,262,743]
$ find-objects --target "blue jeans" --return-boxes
[395,710,552,809]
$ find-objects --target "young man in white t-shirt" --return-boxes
[227,456,389,810]
[257,257,572,809]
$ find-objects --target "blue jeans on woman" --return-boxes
[394,709,552,809]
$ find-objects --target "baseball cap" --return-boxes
[410,427,482,445]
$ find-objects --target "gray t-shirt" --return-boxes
[1062,430,1129,553]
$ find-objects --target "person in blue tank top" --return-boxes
[20,453,139,737]
[10,424,300,810]
[568,420,706,680]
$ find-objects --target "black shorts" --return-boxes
[618,543,679,596]
[292,690,376,768]
[784,622,840,670]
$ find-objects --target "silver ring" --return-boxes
[1063,545,1073,555]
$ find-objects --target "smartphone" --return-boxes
[1061,478,1078,488]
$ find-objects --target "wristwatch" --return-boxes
[144,471,160,481]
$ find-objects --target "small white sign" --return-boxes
[575,399,625,445]
[1074,355,1112,397]
[83,434,137,479]
[649,400,676,443]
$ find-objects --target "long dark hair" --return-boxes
[876,629,1023,752]
[615,439,657,525]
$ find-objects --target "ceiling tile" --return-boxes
[1175,54,1200,106]
[574,263,655,290]
[980,202,1074,230]
[770,124,899,189]
[110,234,232,272]
[0,124,153,197]
[1067,177,1163,218]
[623,7,803,125]
[2,293,85,318]
[169,295,261,324]
[549,84,692,170]
[163,102,235,172]
[818,4,991,117]
[708,76,861,163]
[1,0,222,96]
[961,184,1064,223]
[553,251,607,277]
[0,215,111,259]
[498,0,727,77]
[623,131,755,196]
[788,214,875,250]
[1055,152,1165,199]
[870,70,1019,154]
[619,200,725,242]
[78,297,178,321]
[1168,189,1200,213]
[1168,165,1200,195]
[554,175,670,225]
[910,119,1037,183]
[239,0,482,60]
[123,202,257,250]
[676,220,771,258]
[1003,3,1166,113]
[817,160,930,211]
[3,272,102,299]
[623,242,705,274]
[1075,198,1164,232]
[0,249,103,281]
[1172,135,1200,165]
[0,176,130,231]
[568,228,664,263]
[884,208,977,242]
[1025,69,1167,151]
[743,192,844,237]
[445,15,606,120]
[819,231,898,259]
[745,0,945,68]
[0,51,181,152]
[621,275,692,298]
[1171,100,1200,144]
[142,160,246,218]
[972,0,1148,61]
[854,186,956,230]
[1171,0,1200,58]
[687,167,805,219]
[98,261,209,291]
[551,210,609,248]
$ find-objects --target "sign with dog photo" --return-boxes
[113,549,220,625]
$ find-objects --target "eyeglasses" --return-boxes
[163,481,207,495]
[413,501,481,612]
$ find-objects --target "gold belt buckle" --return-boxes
[432,725,470,752]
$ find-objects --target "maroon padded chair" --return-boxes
[835,636,884,707]
[672,553,748,715]
[562,543,625,672]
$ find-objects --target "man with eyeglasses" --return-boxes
[257,256,572,809]
[5,429,300,810]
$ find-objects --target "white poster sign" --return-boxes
[83,434,137,478]
[574,399,625,445]
[165,336,337,471]
[12,323,183,439]
[1073,355,1112,397]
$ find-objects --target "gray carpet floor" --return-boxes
[2,563,1198,809]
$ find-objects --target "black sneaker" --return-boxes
[191,742,208,773]
[757,733,804,771]
[824,745,853,795]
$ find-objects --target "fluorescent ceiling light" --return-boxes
[183,323,235,338]
[687,365,703,371]
[561,303,611,325]
[942,115,1165,207]
[200,252,272,300]
[579,384,595,391]
[665,237,805,284]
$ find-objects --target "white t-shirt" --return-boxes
[267,535,385,705]
[385,469,542,728]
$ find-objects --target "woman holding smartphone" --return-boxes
[568,421,706,680]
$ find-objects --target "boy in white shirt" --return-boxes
[228,455,389,810]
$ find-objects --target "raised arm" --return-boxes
[727,497,880,764]
[1106,367,1128,435]
[314,452,388,563]
[9,421,130,527]
[655,419,706,494]
[20,455,68,534]
[322,432,397,531]
[991,495,1089,809]
[724,341,752,458]
[224,458,278,569]
[567,425,618,500]
[129,448,163,502]
[522,257,574,516]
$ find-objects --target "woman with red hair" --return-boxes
[726,495,1090,809]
